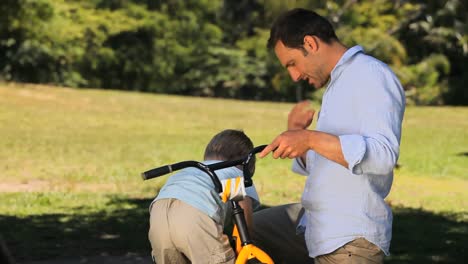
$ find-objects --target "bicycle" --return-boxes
[141,145,274,264]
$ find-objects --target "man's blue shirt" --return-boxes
[293,46,405,257]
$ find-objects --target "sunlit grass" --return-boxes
[0,82,466,217]
[1,83,467,263]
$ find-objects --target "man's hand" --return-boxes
[259,129,349,168]
[259,130,311,159]
[288,100,315,130]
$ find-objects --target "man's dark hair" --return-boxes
[267,8,338,50]
[204,129,255,176]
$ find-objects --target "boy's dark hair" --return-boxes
[267,8,338,50]
[204,129,255,176]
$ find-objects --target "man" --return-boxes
[254,8,405,264]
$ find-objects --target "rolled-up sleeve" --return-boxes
[340,133,400,175]
[339,134,366,174]
[340,63,405,175]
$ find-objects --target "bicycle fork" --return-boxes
[231,201,274,264]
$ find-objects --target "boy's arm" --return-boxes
[238,197,254,236]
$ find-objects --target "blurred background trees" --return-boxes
[0,0,466,105]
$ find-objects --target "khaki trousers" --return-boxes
[148,198,235,264]
[315,238,384,264]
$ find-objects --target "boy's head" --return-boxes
[204,129,255,176]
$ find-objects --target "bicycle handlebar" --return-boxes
[141,145,267,181]
[141,161,195,180]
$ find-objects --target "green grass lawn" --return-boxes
[0,83,467,263]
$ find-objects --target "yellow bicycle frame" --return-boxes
[231,219,274,264]
[221,178,274,263]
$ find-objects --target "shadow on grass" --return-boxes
[0,197,154,262]
[389,207,467,263]
[1,197,466,263]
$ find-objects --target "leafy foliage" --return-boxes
[0,0,466,104]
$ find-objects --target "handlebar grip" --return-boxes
[141,165,172,180]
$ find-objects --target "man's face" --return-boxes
[274,40,329,89]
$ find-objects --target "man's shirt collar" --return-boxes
[330,45,364,81]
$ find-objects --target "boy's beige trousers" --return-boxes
[148,198,235,264]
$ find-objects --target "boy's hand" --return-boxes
[288,100,315,130]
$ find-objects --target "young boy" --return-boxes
[148,129,260,264]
